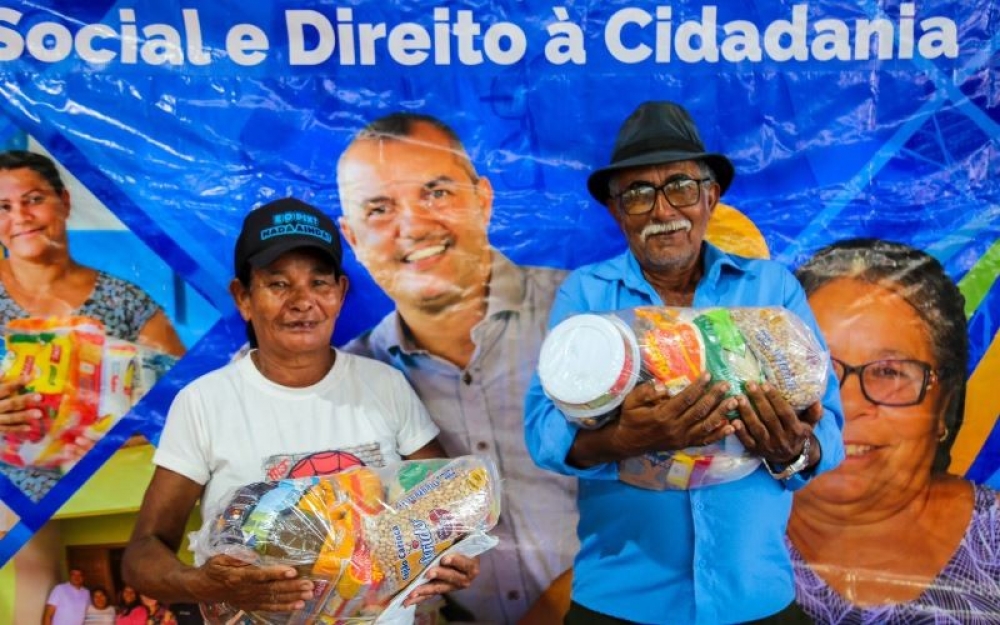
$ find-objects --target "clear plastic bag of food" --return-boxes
[0,316,104,470]
[0,316,178,472]
[192,455,502,624]
[537,306,828,489]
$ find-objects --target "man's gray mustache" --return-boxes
[641,221,692,242]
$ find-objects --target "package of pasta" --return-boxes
[193,455,502,625]
[538,306,828,489]
[0,316,105,470]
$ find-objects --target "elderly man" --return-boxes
[524,101,845,625]
[337,112,579,623]
[123,198,478,622]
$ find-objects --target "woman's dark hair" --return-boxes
[0,150,66,195]
[236,264,259,349]
[795,238,968,472]
[117,585,144,616]
[90,586,110,605]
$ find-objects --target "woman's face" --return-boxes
[806,278,944,505]
[0,167,70,262]
[121,585,136,604]
[232,248,348,359]
[92,589,108,609]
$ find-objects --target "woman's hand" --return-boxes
[192,554,314,612]
[0,376,43,434]
[402,554,480,607]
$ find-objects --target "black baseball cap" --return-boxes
[234,198,343,277]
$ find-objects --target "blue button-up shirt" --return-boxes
[524,243,845,625]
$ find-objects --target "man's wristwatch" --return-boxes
[762,436,812,480]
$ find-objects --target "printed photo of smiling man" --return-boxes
[336,111,579,624]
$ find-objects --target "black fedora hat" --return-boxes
[587,101,735,203]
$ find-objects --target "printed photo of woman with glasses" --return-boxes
[786,238,1000,622]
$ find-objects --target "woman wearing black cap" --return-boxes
[122,198,478,623]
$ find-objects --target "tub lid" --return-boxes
[538,314,631,405]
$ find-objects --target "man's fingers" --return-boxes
[686,401,736,446]
[800,401,824,426]
[674,380,730,425]
[731,418,758,451]
[624,379,670,408]
[733,394,769,450]
[743,383,785,434]
[760,384,801,432]
[673,373,713,405]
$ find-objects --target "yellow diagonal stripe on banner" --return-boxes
[950,239,1000,475]
[952,331,1000,475]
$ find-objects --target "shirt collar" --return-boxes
[591,241,748,293]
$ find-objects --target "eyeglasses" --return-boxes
[613,177,713,215]
[831,358,937,407]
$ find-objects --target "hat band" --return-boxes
[612,137,706,164]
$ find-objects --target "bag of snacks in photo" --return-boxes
[192,455,502,624]
[538,306,828,490]
[0,316,104,471]
[0,316,180,473]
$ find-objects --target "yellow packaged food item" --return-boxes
[0,317,104,470]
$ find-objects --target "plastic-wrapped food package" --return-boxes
[0,316,178,472]
[538,306,828,490]
[193,455,502,624]
[0,317,104,470]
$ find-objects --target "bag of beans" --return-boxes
[194,455,501,624]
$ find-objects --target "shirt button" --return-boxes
[506,590,520,601]
[462,372,473,385]
[694,501,705,512]
[476,441,489,451]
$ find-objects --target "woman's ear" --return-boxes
[229,278,251,322]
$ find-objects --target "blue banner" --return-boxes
[0,1,996,621]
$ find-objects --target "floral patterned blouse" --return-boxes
[790,484,1000,624]
[0,270,160,340]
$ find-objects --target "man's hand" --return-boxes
[567,373,737,468]
[610,373,737,457]
[190,554,314,612]
[402,554,480,607]
[732,383,816,468]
